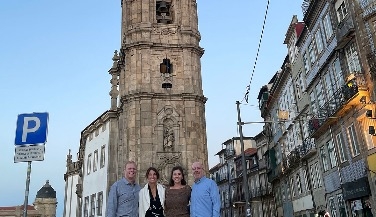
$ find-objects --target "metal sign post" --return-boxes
[23,161,31,217]
[14,112,49,217]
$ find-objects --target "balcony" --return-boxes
[287,148,300,166]
[259,91,271,118]
[299,137,316,160]
[225,149,235,158]
[308,74,369,138]
[360,0,376,19]
[282,147,301,173]
[336,15,355,49]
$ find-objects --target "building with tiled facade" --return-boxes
[259,0,376,216]
[209,137,255,217]
[211,0,376,216]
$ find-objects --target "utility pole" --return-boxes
[236,101,251,216]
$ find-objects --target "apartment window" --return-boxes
[310,165,316,189]
[328,196,337,217]
[348,124,360,156]
[290,178,295,197]
[282,182,286,201]
[296,174,302,195]
[303,169,309,191]
[345,43,361,72]
[310,91,318,116]
[286,180,291,199]
[320,147,329,172]
[295,72,306,100]
[315,162,322,187]
[308,41,317,65]
[102,122,106,132]
[303,52,311,72]
[315,81,325,108]
[335,132,347,163]
[97,191,103,215]
[327,140,338,168]
[90,194,96,216]
[250,179,255,196]
[100,145,105,168]
[332,58,344,88]
[84,196,89,217]
[87,154,92,175]
[93,150,98,172]
[324,71,334,100]
[323,13,334,40]
[289,38,297,63]
[315,29,324,54]
[337,194,347,217]
[336,1,348,23]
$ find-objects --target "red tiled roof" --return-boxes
[244,148,257,156]
[0,205,36,211]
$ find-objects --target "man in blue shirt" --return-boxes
[190,161,220,217]
[106,161,141,217]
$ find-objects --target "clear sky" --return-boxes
[0,1,303,216]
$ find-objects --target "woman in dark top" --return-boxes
[164,166,191,217]
[139,167,166,217]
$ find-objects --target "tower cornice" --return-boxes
[120,92,207,105]
[122,43,204,57]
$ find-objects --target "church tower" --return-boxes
[108,0,208,184]
[33,180,57,217]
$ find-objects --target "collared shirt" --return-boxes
[190,176,220,217]
[106,177,141,217]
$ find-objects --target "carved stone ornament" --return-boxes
[157,152,181,184]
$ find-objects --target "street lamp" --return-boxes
[236,101,251,217]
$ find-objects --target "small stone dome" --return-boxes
[36,180,56,198]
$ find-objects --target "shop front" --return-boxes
[342,177,373,217]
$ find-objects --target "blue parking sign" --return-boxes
[15,112,49,145]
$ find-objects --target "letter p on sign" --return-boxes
[15,112,49,145]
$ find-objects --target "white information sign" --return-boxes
[14,145,45,163]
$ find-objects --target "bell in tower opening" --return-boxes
[156,0,172,24]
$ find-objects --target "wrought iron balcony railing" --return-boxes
[360,0,376,18]
[299,137,316,160]
[336,15,355,48]
[308,74,368,137]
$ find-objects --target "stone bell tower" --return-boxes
[109,0,208,184]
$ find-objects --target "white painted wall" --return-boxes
[64,174,79,217]
[82,121,110,216]
[292,194,314,212]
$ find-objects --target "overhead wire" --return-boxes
[241,0,271,104]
